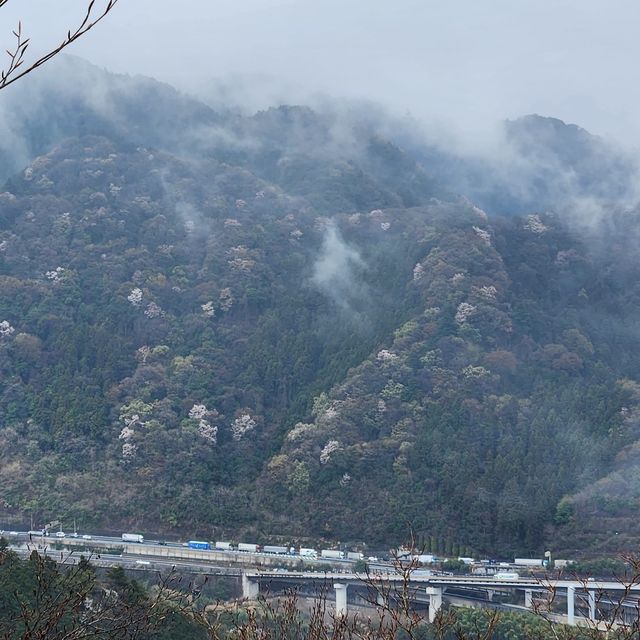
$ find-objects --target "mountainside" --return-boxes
[1,60,640,556]
[397,115,639,217]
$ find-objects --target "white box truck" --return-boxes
[299,547,318,558]
[413,554,437,564]
[215,541,233,551]
[321,549,344,560]
[347,552,364,561]
[494,571,520,579]
[122,533,144,543]
[238,543,259,553]
[514,558,543,566]
[263,545,288,554]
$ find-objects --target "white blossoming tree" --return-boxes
[118,421,136,461]
[201,301,215,318]
[524,214,548,234]
[144,302,164,319]
[188,404,208,420]
[118,425,134,441]
[472,226,491,246]
[136,345,151,364]
[219,287,234,311]
[319,440,341,464]
[0,320,15,336]
[45,266,67,284]
[127,287,143,307]
[286,422,315,442]
[339,472,352,486]
[462,364,490,379]
[455,302,476,324]
[121,441,137,461]
[187,403,219,444]
[475,285,498,300]
[231,413,257,441]
[376,349,397,363]
[197,421,218,443]
[412,262,425,281]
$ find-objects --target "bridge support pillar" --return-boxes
[334,583,348,616]
[567,585,575,625]
[524,590,533,608]
[376,591,385,607]
[426,586,443,623]
[588,589,596,621]
[242,573,259,600]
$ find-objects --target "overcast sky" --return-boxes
[3,0,639,146]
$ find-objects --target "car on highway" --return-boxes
[82,534,92,540]
[55,531,66,538]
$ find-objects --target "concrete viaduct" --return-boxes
[243,571,640,626]
[9,538,640,629]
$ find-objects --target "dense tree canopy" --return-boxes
[0,62,640,557]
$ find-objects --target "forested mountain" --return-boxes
[1,58,640,557]
[393,114,639,217]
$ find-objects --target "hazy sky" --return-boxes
[3,0,639,145]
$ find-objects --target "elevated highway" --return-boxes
[6,533,640,629]
[244,570,640,625]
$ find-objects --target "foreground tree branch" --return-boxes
[0,0,120,91]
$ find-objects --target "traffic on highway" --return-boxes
[0,527,556,577]
[1,528,378,565]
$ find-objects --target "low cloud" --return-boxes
[311,223,368,315]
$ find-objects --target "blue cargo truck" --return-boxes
[188,540,210,550]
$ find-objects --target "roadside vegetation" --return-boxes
[3,540,640,640]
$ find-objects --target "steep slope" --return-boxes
[1,63,640,555]
[0,58,447,213]
[385,114,639,217]
[260,208,640,555]
[0,133,432,535]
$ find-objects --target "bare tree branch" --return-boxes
[0,0,120,91]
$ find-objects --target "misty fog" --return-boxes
[1,0,639,148]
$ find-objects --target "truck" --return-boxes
[458,557,475,565]
[215,541,233,551]
[238,543,259,553]
[347,552,364,561]
[413,554,437,564]
[122,533,144,543]
[493,571,520,580]
[321,549,344,560]
[514,558,543,567]
[299,547,318,558]
[188,541,210,550]
[263,545,288,555]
